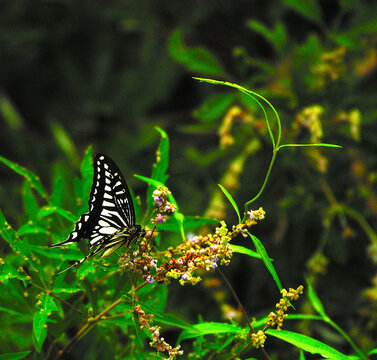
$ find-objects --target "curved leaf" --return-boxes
[267,329,349,360]
[230,244,262,259]
[248,231,282,291]
[178,321,245,342]
[218,184,241,223]
[169,29,226,77]
[0,156,47,198]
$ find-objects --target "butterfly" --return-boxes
[51,154,146,275]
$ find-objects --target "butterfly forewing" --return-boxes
[51,154,137,250]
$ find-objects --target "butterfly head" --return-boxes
[129,224,146,238]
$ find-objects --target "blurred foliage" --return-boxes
[0,0,376,359]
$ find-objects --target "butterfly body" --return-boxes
[51,154,145,275]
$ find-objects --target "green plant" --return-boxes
[2,81,373,360]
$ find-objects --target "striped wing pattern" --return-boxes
[50,154,142,274]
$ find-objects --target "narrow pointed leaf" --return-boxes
[22,181,39,221]
[33,293,58,352]
[17,223,50,236]
[80,146,94,200]
[147,127,169,211]
[306,278,326,317]
[248,231,282,291]
[230,244,262,259]
[51,122,80,167]
[38,206,77,223]
[267,329,349,360]
[169,29,226,77]
[157,215,217,232]
[178,322,245,342]
[0,156,47,198]
[218,184,241,223]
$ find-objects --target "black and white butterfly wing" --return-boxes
[51,154,136,249]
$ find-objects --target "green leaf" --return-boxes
[178,322,245,342]
[157,215,218,232]
[51,287,84,294]
[193,93,236,122]
[0,209,26,255]
[0,262,30,286]
[282,0,322,24]
[169,29,226,77]
[33,293,58,352]
[80,146,94,201]
[30,244,82,260]
[0,156,47,198]
[22,181,39,222]
[331,18,377,48]
[218,184,241,223]
[134,175,179,210]
[50,163,66,207]
[193,78,279,148]
[247,232,282,291]
[266,329,350,360]
[51,122,80,167]
[247,21,287,53]
[152,127,169,183]
[38,206,77,222]
[230,244,262,259]
[0,94,23,131]
[139,302,192,330]
[278,143,342,149]
[0,351,32,360]
[135,173,186,239]
[141,284,169,313]
[147,127,169,211]
[306,278,326,317]
[299,350,306,360]
[17,223,50,236]
[369,349,377,355]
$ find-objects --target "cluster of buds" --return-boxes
[335,109,361,142]
[251,330,266,349]
[267,285,304,331]
[119,185,266,288]
[120,203,265,287]
[307,251,328,275]
[244,207,266,229]
[133,305,183,359]
[312,46,346,89]
[159,221,234,286]
[152,186,177,224]
[118,240,158,284]
[293,105,329,173]
[293,105,324,143]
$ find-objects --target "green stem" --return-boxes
[243,149,278,221]
[325,317,366,359]
[54,280,149,359]
[217,267,254,333]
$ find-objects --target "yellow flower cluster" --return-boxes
[293,105,324,143]
[251,330,266,348]
[119,188,265,287]
[267,285,304,331]
[335,109,361,142]
[312,46,346,88]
